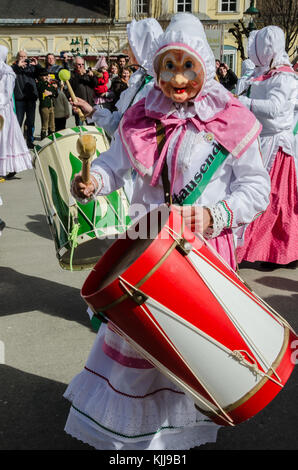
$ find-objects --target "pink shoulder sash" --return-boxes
[118,92,262,192]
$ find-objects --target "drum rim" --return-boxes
[83,209,185,311]
[35,125,106,152]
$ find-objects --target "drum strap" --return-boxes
[156,120,172,206]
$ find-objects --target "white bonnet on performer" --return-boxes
[127,18,163,70]
[0,45,15,78]
[148,13,231,121]
[152,13,215,87]
[248,26,291,69]
[241,58,255,76]
[0,45,8,62]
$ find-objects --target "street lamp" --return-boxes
[244,0,259,16]
[244,0,260,32]
[84,38,90,56]
[69,37,90,56]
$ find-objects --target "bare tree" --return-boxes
[228,20,251,61]
[256,0,298,57]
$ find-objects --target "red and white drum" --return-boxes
[81,205,297,426]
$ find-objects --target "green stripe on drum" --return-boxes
[71,126,89,133]
[68,151,129,235]
[48,165,69,248]
[47,133,64,141]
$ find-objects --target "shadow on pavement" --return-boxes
[25,214,52,240]
[0,365,92,450]
[0,266,90,329]
[199,365,298,450]
[262,293,298,331]
[255,276,298,292]
[239,261,298,272]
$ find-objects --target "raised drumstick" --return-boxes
[58,68,85,122]
[76,134,97,184]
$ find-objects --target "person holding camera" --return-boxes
[218,62,238,92]
[12,50,42,149]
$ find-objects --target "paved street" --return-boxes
[0,135,297,450]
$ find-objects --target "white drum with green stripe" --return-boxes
[33,126,131,270]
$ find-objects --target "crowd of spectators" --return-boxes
[11,51,132,142]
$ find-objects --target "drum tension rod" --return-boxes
[164,226,193,257]
[175,238,193,256]
[119,277,148,306]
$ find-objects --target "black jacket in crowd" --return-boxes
[218,69,238,92]
[12,62,43,101]
[69,70,97,106]
[111,77,129,105]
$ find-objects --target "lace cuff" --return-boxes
[92,171,104,197]
[203,200,232,239]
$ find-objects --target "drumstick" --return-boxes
[58,69,85,122]
[0,115,4,131]
[76,135,97,184]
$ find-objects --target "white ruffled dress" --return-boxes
[0,64,32,176]
[64,323,220,450]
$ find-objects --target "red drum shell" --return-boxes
[81,206,296,426]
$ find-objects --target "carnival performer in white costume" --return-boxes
[0,46,32,178]
[78,18,163,137]
[237,26,298,265]
[0,114,4,233]
[235,58,255,96]
[64,14,270,450]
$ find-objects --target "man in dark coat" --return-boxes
[69,56,97,125]
[12,51,43,148]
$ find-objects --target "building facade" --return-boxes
[0,1,254,75]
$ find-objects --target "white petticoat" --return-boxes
[0,100,32,176]
[64,324,220,450]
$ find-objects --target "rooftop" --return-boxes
[0,0,111,22]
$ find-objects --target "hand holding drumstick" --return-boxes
[72,135,99,199]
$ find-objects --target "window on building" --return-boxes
[137,0,149,14]
[176,0,192,12]
[223,46,237,72]
[220,0,237,12]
